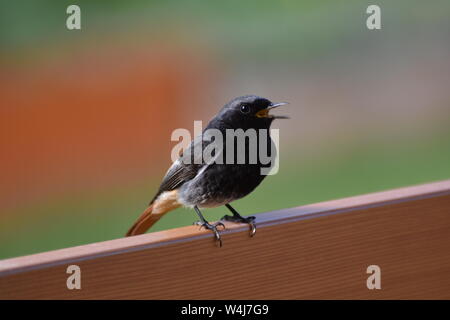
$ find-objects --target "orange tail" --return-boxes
[126,190,181,236]
[126,205,162,237]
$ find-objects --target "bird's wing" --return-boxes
[149,136,205,205]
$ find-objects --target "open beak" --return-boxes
[255,102,289,119]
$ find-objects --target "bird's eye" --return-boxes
[240,104,250,114]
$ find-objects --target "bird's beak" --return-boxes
[255,102,289,119]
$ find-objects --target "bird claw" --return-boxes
[193,221,225,247]
[248,219,256,237]
[213,222,226,231]
[221,215,256,237]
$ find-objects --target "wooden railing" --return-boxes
[1,180,450,299]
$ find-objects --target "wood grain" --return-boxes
[1,180,450,299]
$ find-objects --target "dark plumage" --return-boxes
[126,95,288,246]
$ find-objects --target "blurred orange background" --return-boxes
[1,0,449,259]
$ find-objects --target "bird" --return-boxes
[126,95,288,246]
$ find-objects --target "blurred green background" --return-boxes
[1,0,449,259]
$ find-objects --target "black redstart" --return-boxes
[126,95,288,246]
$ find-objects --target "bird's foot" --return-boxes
[221,215,256,237]
[193,221,226,247]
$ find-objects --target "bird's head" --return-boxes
[214,95,289,130]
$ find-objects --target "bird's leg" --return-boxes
[193,205,225,247]
[221,204,256,237]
